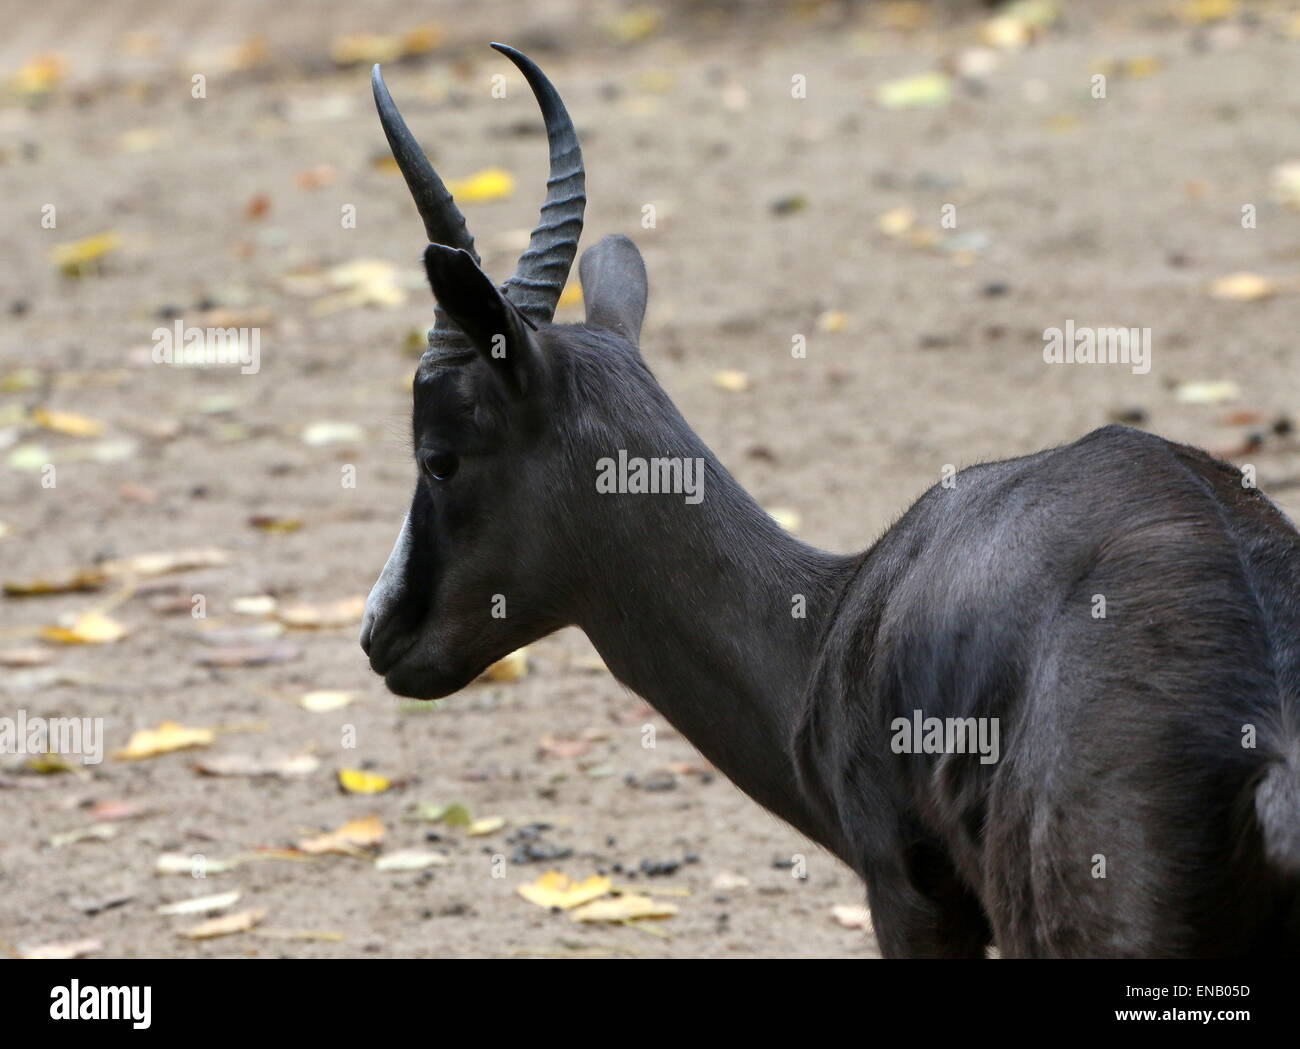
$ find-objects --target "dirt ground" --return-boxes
[1,0,1299,959]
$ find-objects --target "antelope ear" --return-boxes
[422,244,547,396]
[578,235,647,344]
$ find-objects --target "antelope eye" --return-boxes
[421,450,459,481]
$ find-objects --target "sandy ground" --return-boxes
[1,0,1299,958]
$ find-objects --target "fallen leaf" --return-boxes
[831,904,874,930]
[9,52,65,96]
[231,595,277,616]
[1271,160,1300,211]
[713,370,751,393]
[195,642,301,668]
[1208,273,1276,302]
[90,799,146,822]
[30,408,104,437]
[115,721,216,760]
[41,611,128,645]
[249,514,304,534]
[20,937,101,960]
[518,870,613,910]
[767,507,801,531]
[1175,380,1241,405]
[52,232,123,278]
[446,167,515,203]
[300,689,356,712]
[27,754,78,774]
[5,568,107,597]
[278,595,366,629]
[100,547,230,579]
[195,752,320,778]
[155,853,237,875]
[298,814,385,856]
[301,421,365,446]
[538,733,592,760]
[1178,0,1238,25]
[876,71,951,109]
[50,824,118,847]
[338,768,391,795]
[295,165,338,190]
[0,646,53,666]
[375,849,450,872]
[157,890,242,916]
[710,871,751,891]
[468,815,506,836]
[480,648,528,682]
[817,310,848,333]
[570,894,677,922]
[179,907,265,939]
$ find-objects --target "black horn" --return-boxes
[491,43,587,326]
[371,64,479,262]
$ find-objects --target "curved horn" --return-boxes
[491,43,586,326]
[372,64,477,351]
[371,65,479,262]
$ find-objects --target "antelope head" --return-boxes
[361,44,656,699]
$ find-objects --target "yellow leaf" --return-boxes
[115,720,215,759]
[42,611,128,645]
[467,815,506,836]
[446,168,515,203]
[300,689,356,712]
[713,370,751,393]
[481,648,528,682]
[876,72,951,110]
[817,310,848,333]
[179,907,265,939]
[518,870,613,910]
[51,232,122,277]
[557,283,584,309]
[608,8,663,43]
[10,52,65,95]
[5,567,108,596]
[570,893,678,922]
[298,814,385,855]
[1178,0,1238,24]
[878,206,916,238]
[1208,273,1276,302]
[1175,380,1240,406]
[31,409,104,437]
[767,507,802,532]
[338,768,391,795]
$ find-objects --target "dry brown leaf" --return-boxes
[179,907,265,939]
[297,814,385,856]
[278,596,366,629]
[20,937,101,960]
[570,894,678,922]
[194,642,302,668]
[195,752,320,778]
[374,849,449,872]
[157,890,241,916]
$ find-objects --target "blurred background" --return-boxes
[1,0,1298,958]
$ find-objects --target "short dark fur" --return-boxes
[362,49,1300,958]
